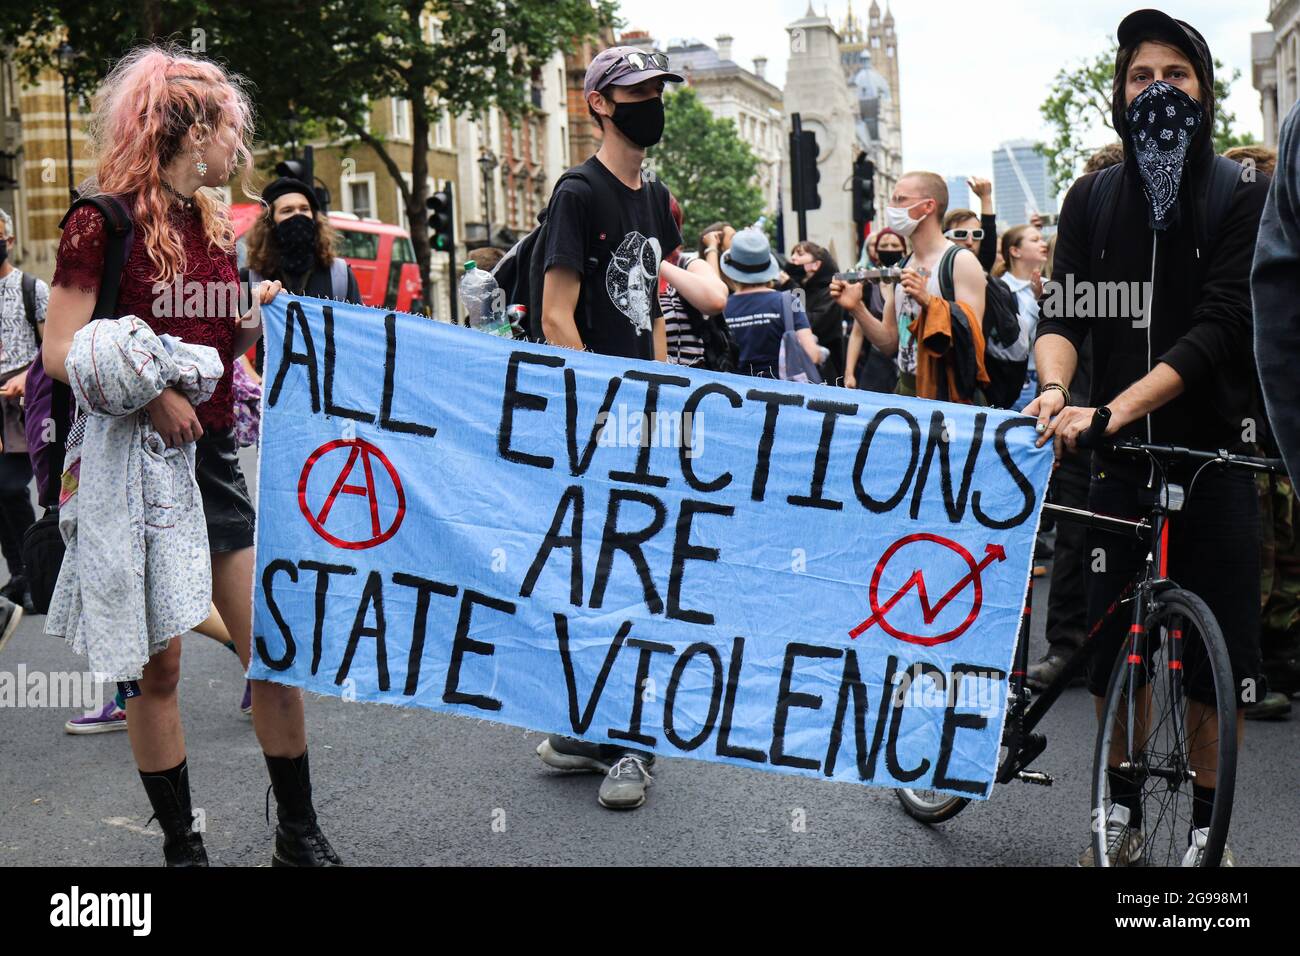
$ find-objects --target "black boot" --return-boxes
[138,759,209,867]
[264,750,343,866]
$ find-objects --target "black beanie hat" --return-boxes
[261,176,319,213]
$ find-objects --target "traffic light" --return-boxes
[852,154,876,225]
[275,159,308,181]
[275,145,329,212]
[790,129,821,211]
[427,183,454,253]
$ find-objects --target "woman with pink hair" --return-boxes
[42,46,341,867]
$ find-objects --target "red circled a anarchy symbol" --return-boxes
[297,438,406,550]
[848,533,1007,647]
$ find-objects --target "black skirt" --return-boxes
[194,427,256,552]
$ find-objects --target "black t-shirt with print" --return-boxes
[542,155,682,360]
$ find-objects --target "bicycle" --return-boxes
[895,408,1286,866]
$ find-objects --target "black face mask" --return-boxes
[274,214,317,276]
[1125,80,1203,231]
[878,249,904,268]
[610,96,665,149]
[0,241,8,267]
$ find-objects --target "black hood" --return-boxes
[798,245,840,291]
[1111,11,1217,177]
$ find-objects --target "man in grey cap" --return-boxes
[534,45,686,810]
[538,46,683,362]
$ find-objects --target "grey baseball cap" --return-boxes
[584,46,685,99]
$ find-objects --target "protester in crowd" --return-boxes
[831,171,988,402]
[1244,137,1300,719]
[1221,144,1288,717]
[0,207,44,611]
[467,245,505,271]
[41,46,342,866]
[1225,144,1276,181]
[787,240,846,383]
[991,224,1049,410]
[1086,142,1127,174]
[1025,146,1113,693]
[536,45,684,810]
[857,228,883,270]
[845,228,904,392]
[658,201,729,368]
[944,175,997,271]
[1031,10,1270,866]
[718,228,822,379]
[242,177,360,303]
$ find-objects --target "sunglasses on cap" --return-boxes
[599,49,671,82]
[944,228,985,241]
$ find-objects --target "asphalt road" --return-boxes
[2,451,1297,867]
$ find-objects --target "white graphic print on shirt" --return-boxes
[607,231,662,334]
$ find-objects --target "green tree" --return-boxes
[649,87,768,247]
[1,0,619,312]
[1039,39,1252,196]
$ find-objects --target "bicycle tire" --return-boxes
[1089,588,1236,867]
[895,788,971,824]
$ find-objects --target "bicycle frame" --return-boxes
[995,499,1172,785]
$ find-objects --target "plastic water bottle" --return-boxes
[458,262,512,336]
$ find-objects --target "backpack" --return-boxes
[22,194,133,615]
[777,290,823,385]
[25,195,133,507]
[668,252,738,373]
[935,245,1021,350]
[19,272,38,334]
[493,163,648,342]
[1086,154,1240,266]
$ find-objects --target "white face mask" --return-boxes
[885,200,928,238]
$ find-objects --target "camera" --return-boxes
[833,266,904,286]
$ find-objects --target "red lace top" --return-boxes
[52,200,239,430]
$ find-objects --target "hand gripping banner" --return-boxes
[250,295,1053,797]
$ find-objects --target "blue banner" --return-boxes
[250,295,1053,797]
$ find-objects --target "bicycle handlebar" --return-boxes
[1073,408,1286,475]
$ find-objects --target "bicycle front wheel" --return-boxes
[895,788,970,824]
[1090,589,1237,867]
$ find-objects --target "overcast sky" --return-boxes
[618,0,1271,201]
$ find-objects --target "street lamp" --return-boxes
[57,42,76,200]
[477,149,498,248]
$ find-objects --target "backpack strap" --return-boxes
[329,257,348,300]
[1086,163,1125,266]
[1195,154,1244,256]
[936,244,962,304]
[59,194,133,320]
[779,290,797,334]
[20,272,38,338]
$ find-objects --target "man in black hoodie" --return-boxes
[1253,108,1300,484]
[1029,9,1268,867]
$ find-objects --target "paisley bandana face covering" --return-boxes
[1125,80,1203,231]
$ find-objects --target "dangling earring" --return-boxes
[194,151,208,177]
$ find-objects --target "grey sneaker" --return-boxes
[1078,806,1144,866]
[1026,651,1083,691]
[536,735,614,773]
[0,596,22,658]
[598,755,653,810]
[1182,827,1236,867]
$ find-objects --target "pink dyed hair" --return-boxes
[86,45,255,286]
